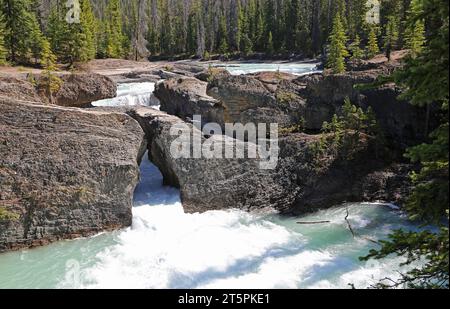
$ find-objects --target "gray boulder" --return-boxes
[0,98,146,252]
[55,73,117,107]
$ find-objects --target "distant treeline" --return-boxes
[0,0,414,65]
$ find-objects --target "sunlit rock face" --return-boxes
[0,98,146,252]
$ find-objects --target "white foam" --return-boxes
[217,63,321,76]
[54,158,423,289]
[92,82,160,108]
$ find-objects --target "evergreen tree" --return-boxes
[159,0,174,55]
[218,13,229,54]
[187,5,199,55]
[347,0,369,40]
[366,26,380,59]
[327,13,349,74]
[362,0,449,289]
[349,34,364,60]
[46,5,68,60]
[0,0,44,64]
[254,2,265,52]
[29,14,45,65]
[104,0,124,58]
[80,0,97,60]
[286,0,300,51]
[264,0,276,50]
[39,39,62,104]
[404,0,426,58]
[384,16,399,61]
[0,12,8,65]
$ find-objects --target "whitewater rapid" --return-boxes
[216,62,322,76]
[92,82,160,108]
[0,155,419,289]
[0,69,421,289]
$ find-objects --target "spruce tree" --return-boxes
[218,13,229,54]
[46,6,68,60]
[366,26,380,59]
[104,0,124,58]
[286,0,300,52]
[349,34,364,60]
[80,0,97,60]
[0,12,8,65]
[384,16,399,61]
[29,14,45,65]
[404,0,426,58]
[254,2,265,52]
[0,0,44,64]
[187,6,199,55]
[39,39,62,104]
[327,13,349,74]
[362,0,449,289]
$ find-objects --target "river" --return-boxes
[0,64,420,289]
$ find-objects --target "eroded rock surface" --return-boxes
[0,98,145,252]
[55,73,117,107]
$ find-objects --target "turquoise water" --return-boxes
[217,62,321,76]
[0,156,421,289]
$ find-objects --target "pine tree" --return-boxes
[362,0,449,289]
[384,16,399,61]
[104,0,124,58]
[159,0,174,55]
[366,26,380,59]
[347,0,369,40]
[47,5,68,60]
[404,0,426,58]
[349,34,364,60]
[39,39,62,104]
[218,13,229,54]
[286,0,300,52]
[327,13,349,74]
[230,0,244,52]
[264,0,276,51]
[0,0,44,64]
[254,2,265,52]
[0,12,8,65]
[29,14,45,65]
[80,0,97,60]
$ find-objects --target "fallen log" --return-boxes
[297,221,331,225]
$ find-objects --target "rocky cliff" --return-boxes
[107,106,412,215]
[155,60,429,151]
[0,98,145,252]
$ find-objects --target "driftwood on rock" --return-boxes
[297,221,331,225]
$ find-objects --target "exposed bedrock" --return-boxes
[122,106,412,215]
[0,98,146,252]
[54,73,117,107]
[155,61,430,150]
[1,73,117,108]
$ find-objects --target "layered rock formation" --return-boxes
[155,60,428,151]
[0,56,419,252]
[0,77,44,104]
[114,106,412,215]
[0,98,145,252]
[55,73,117,107]
[154,77,225,127]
